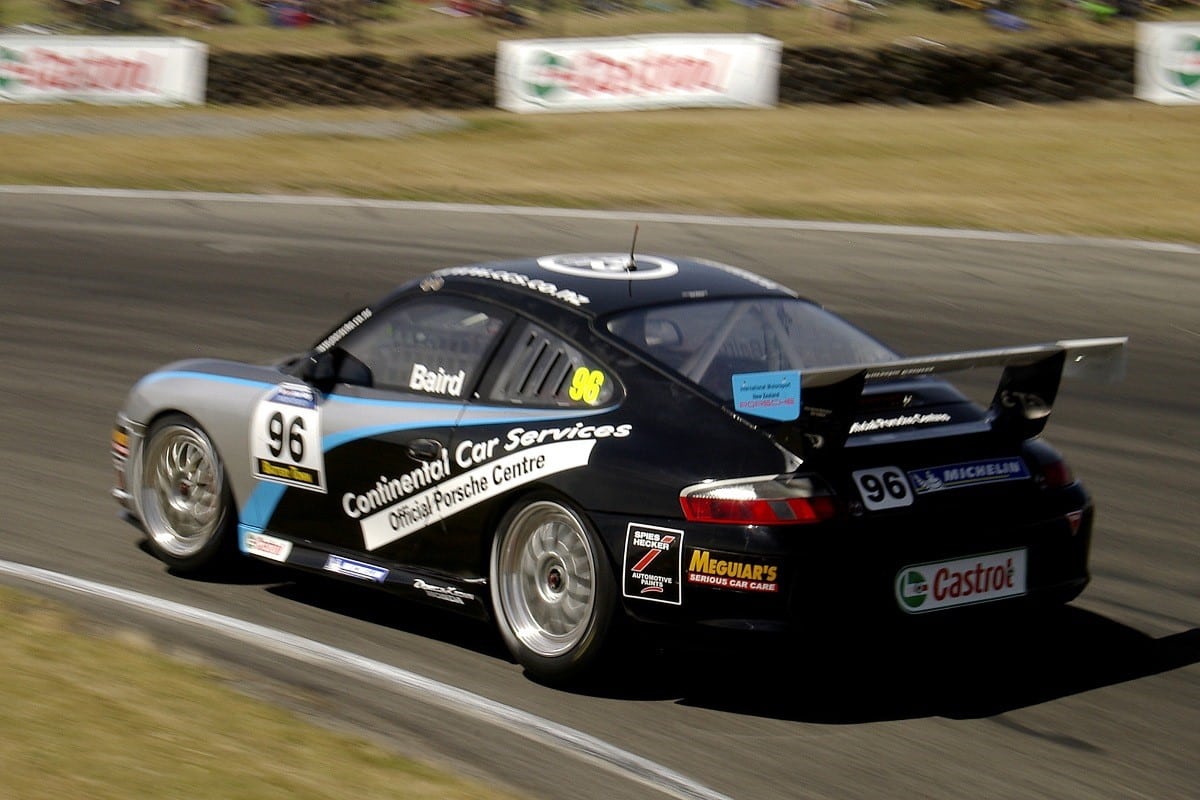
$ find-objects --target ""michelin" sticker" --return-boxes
[324,554,388,583]
[908,457,1030,495]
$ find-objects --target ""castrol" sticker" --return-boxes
[895,549,1026,614]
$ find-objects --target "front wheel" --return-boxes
[138,413,237,574]
[489,496,617,684]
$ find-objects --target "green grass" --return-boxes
[0,587,524,800]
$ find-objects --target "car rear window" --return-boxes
[605,298,897,400]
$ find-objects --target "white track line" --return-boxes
[1,185,1195,255]
[0,559,734,800]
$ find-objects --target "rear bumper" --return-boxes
[594,487,1093,633]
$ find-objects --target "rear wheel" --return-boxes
[138,413,237,574]
[489,497,617,684]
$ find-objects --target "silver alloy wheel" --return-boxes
[494,501,598,658]
[140,422,225,559]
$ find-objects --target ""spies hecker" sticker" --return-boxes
[622,523,683,605]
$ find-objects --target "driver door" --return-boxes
[260,293,512,566]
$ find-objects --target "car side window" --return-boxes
[339,297,509,399]
[486,320,618,408]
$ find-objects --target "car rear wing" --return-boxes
[800,337,1127,389]
[776,337,1127,458]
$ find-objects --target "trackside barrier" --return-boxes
[496,34,782,113]
[1136,22,1200,105]
[0,36,207,105]
[202,43,1134,108]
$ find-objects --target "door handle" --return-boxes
[406,438,444,462]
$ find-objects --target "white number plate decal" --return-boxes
[852,466,913,510]
[249,383,327,493]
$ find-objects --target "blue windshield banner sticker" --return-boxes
[732,371,801,422]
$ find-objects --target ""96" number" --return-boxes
[852,467,913,511]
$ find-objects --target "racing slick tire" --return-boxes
[138,413,237,574]
[489,495,617,685]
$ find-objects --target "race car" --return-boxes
[111,252,1126,683]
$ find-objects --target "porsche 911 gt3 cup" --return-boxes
[112,252,1126,683]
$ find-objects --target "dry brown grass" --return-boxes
[0,588,523,800]
[2,101,1197,241]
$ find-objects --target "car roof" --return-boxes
[427,253,799,317]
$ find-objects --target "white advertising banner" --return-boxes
[0,37,207,105]
[1136,22,1200,105]
[496,34,782,114]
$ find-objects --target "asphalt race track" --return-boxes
[1,189,1197,800]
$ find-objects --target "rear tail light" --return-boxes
[680,475,837,525]
[1035,457,1076,490]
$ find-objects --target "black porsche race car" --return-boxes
[112,252,1126,683]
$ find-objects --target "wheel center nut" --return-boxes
[546,567,563,592]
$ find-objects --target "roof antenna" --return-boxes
[627,224,639,297]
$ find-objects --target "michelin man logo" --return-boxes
[537,254,679,281]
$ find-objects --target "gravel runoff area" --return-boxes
[0,109,469,138]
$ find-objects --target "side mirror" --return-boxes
[299,349,339,394]
[299,347,373,393]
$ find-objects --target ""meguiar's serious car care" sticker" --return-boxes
[686,549,781,593]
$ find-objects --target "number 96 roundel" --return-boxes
[250,383,327,493]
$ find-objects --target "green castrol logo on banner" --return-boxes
[1162,33,1200,95]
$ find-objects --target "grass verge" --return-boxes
[0,586,522,800]
[1,101,1197,242]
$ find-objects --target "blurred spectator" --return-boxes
[816,0,855,29]
[474,0,527,24]
[56,0,144,30]
[164,0,236,24]
[268,0,313,25]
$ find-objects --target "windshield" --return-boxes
[606,298,897,400]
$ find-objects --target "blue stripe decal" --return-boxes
[240,484,289,532]
[324,394,465,411]
[137,371,274,391]
[144,369,617,529]
[456,407,609,427]
[143,372,611,422]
